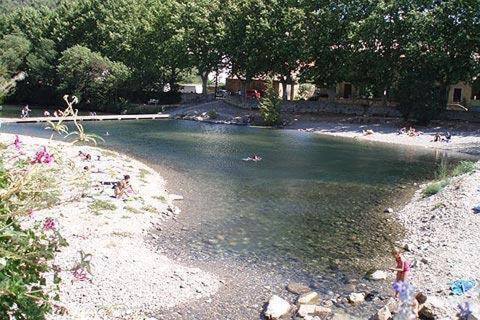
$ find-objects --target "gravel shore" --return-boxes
[0,133,220,319]
[397,163,480,318]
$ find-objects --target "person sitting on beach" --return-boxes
[79,151,92,161]
[397,127,407,135]
[433,132,441,142]
[362,129,374,136]
[390,248,410,297]
[443,131,452,143]
[44,110,50,117]
[114,175,134,198]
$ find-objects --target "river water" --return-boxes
[0,119,458,280]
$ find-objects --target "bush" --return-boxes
[259,81,282,126]
[207,110,218,119]
[423,180,449,197]
[0,163,65,319]
[395,65,446,125]
[451,161,476,177]
[57,45,131,110]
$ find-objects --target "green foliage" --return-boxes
[0,162,65,319]
[423,180,449,197]
[395,65,446,124]
[57,45,130,109]
[259,82,282,126]
[451,161,476,177]
[88,200,117,213]
[207,110,219,119]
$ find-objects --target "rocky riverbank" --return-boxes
[395,162,480,319]
[0,133,220,319]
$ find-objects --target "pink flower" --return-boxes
[43,217,56,231]
[72,269,89,281]
[13,135,21,150]
[32,147,54,164]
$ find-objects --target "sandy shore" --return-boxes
[0,133,220,319]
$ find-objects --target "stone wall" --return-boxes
[224,96,480,122]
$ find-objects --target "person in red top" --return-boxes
[390,248,410,297]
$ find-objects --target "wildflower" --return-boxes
[72,268,89,281]
[13,135,21,150]
[43,217,56,231]
[32,147,54,164]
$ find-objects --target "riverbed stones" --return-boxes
[265,295,291,319]
[366,270,388,281]
[297,291,319,304]
[372,306,392,320]
[348,292,365,305]
[297,305,332,318]
[286,282,311,295]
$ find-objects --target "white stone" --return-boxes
[372,306,391,320]
[265,295,291,319]
[368,270,388,281]
[348,292,365,305]
[298,304,317,317]
[298,291,319,304]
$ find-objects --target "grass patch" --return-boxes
[139,168,150,179]
[0,142,6,150]
[100,149,117,157]
[124,206,142,214]
[141,205,157,213]
[153,195,166,202]
[423,180,449,197]
[89,200,117,213]
[451,161,476,177]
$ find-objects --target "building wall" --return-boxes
[447,82,472,106]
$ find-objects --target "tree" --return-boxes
[223,0,272,96]
[179,0,225,95]
[259,81,282,126]
[267,0,307,100]
[0,34,31,102]
[57,45,130,109]
[301,0,355,94]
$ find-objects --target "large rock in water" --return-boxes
[297,291,319,304]
[286,282,311,295]
[265,295,291,319]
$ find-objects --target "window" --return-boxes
[453,88,462,102]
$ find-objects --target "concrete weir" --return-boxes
[0,114,171,123]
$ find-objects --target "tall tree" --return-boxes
[180,0,225,95]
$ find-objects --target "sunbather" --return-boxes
[114,175,134,198]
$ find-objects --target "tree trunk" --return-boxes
[169,69,178,92]
[200,71,209,96]
[282,80,288,101]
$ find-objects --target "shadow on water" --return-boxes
[0,120,469,280]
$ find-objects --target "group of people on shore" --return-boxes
[432,131,452,143]
[79,150,135,199]
[397,127,422,137]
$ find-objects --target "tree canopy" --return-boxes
[0,0,478,118]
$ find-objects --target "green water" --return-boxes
[0,120,458,277]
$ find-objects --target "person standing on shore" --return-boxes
[390,248,410,297]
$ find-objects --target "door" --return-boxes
[453,88,462,103]
[343,83,352,99]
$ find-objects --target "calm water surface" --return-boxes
[0,120,457,278]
